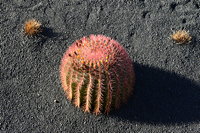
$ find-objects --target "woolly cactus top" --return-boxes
[61,35,129,71]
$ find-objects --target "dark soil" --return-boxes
[0,0,200,132]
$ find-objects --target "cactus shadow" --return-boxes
[40,27,60,38]
[111,63,200,125]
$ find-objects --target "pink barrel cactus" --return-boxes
[60,35,135,114]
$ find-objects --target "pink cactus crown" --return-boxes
[61,34,131,71]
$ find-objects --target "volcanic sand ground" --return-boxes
[0,0,200,132]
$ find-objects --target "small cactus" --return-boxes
[24,19,42,36]
[60,35,135,114]
[170,30,192,44]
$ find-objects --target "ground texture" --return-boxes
[0,0,200,132]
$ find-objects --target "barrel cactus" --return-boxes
[60,34,135,114]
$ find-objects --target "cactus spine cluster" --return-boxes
[24,19,42,36]
[60,35,135,114]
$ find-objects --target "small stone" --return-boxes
[54,100,59,103]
